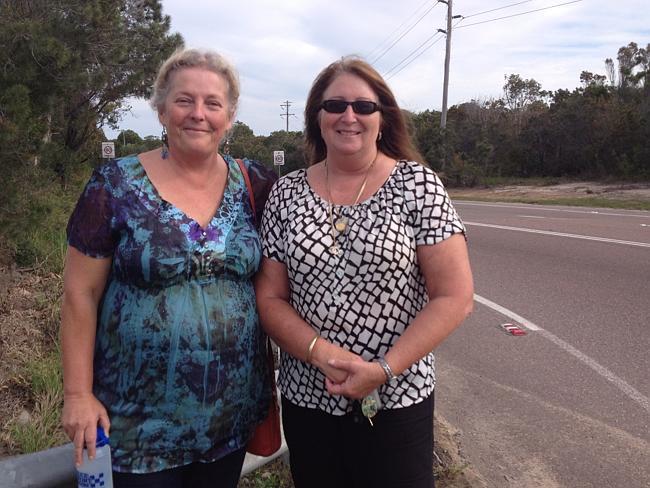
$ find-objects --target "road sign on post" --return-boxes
[273,150,285,176]
[101,142,115,159]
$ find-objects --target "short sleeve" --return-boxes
[260,178,287,263]
[410,165,466,246]
[66,165,118,258]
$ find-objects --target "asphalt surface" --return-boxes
[435,201,650,488]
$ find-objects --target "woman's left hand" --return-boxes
[324,359,386,399]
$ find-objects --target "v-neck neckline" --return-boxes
[133,154,235,232]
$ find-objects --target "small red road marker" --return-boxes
[500,323,527,336]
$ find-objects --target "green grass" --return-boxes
[238,458,293,488]
[434,462,470,483]
[8,350,66,453]
[25,348,63,397]
[0,164,89,273]
[240,472,289,488]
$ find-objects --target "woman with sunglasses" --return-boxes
[256,56,474,488]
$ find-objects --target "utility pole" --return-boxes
[440,0,453,131]
[280,100,295,131]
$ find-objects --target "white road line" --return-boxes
[455,201,650,219]
[474,293,650,413]
[465,221,650,248]
[474,294,542,331]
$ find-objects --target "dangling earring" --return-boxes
[161,126,169,159]
[377,131,383,142]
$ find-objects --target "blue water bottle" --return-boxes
[77,426,113,488]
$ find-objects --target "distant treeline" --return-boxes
[411,42,650,184]
[220,42,650,184]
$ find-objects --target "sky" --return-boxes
[105,0,649,140]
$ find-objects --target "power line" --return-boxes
[386,0,582,79]
[385,18,463,81]
[456,0,583,29]
[463,0,534,19]
[370,1,441,64]
[382,1,540,81]
[384,33,445,78]
[383,0,539,79]
[366,0,435,60]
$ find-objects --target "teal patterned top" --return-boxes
[66,154,276,473]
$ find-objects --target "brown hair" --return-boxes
[304,55,424,165]
[150,48,240,119]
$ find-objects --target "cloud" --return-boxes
[105,0,648,139]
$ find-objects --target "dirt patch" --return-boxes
[449,181,650,203]
[0,265,63,456]
[434,415,488,487]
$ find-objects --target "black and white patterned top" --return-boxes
[261,160,466,414]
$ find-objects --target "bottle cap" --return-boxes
[96,426,110,448]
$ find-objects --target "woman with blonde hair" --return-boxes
[61,48,276,487]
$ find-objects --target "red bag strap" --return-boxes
[236,158,256,219]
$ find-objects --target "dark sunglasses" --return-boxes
[320,99,381,115]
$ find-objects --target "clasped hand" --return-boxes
[322,355,386,400]
[324,358,387,400]
[309,340,386,399]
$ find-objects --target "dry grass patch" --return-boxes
[0,264,66,456]
[238,458,293,488]
[449,181,650,210]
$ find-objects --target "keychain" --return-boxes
[361,390,382,426]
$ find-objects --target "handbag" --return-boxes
[246,340,282,456]
[236,158,282,457]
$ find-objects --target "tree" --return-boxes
[409,109,443,169]
[118,129,143,146]
[501,74,546,138]
[0,0,183,179]
[226,121,266,161]
[617,42,638,89]
[113,129,161,157]
[605,58,617,86]
[502,74,543,111]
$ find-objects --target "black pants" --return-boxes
[111,447,246,488]
[282,393,434,488]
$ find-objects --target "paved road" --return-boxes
[435,201,650,488]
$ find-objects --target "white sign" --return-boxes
[273,150,285,166]
[101,142,115,159]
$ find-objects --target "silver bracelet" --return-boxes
[377,357,395,383]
